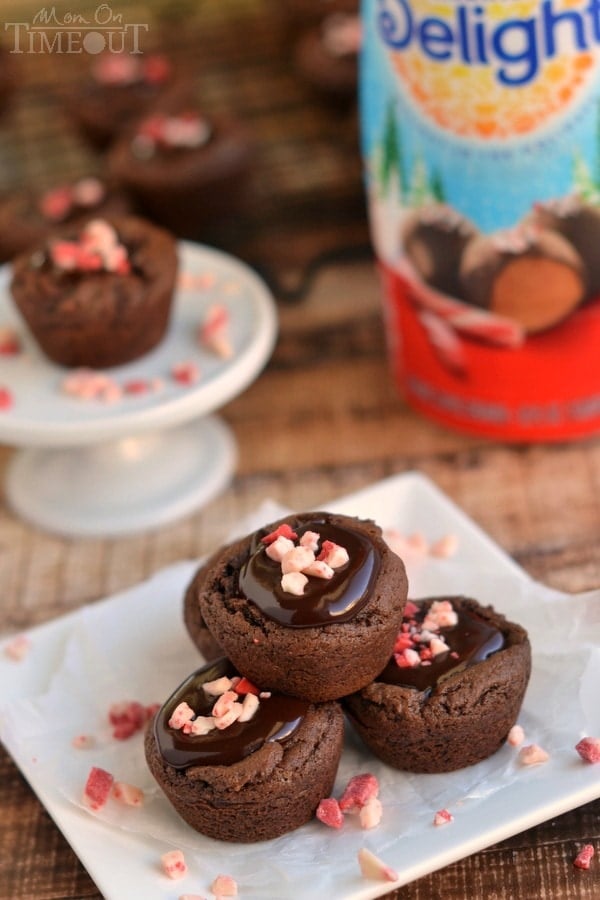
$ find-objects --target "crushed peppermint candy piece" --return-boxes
[135,112,211,155]
[265,526,350,596]
[281,571,308,595]
[573,844,595,870]
[161,849,188,881]
[109,699,156,740]
[210,874,238,896]
[433,808,454,826]
[113,781,144,807]
[50,219,131,275]
[384,528,459,561]
[0,387,14,410]
[507,725,525,747]
[39,185,73,222]
[199,304,233,359]
[339,773,379,812]
[83,766,114,811]
[71,734,95,750]
[575,737,600,764]
[262,523,298,544]
[3,634,30,661]
[316,797,344,828]
[357,847,398,882]
[359,796,383,829]
[0,326,22,355]
[171,673,263,736]
[518,744,549,766]
[172,360,200,386]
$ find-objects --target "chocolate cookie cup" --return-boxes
[0,177,132,264]
[10,215,177,369]
[145,658,345,842]
[107,110,252,240]
[183,555,224,663]
[188,512,408,702]
[343,596,531,773]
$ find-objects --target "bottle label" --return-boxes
[362,0,600,440]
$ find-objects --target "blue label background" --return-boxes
[360,0,600,232]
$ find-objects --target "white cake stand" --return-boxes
[0,242,278,537]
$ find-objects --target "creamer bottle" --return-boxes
[361,0,600,440]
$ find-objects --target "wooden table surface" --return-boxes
[0,2,599,898]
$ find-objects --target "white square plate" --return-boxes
[1,472,599,900]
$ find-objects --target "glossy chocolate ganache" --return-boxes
[379,597,505,695]
[155,658,309,770]
[237,517,381,627]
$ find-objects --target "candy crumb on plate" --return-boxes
[573,844,595,870]
[161,849,187,880]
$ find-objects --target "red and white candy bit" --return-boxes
[71,734,95,750]
[51,219,130,275]
[62,369,123,404]
[82,766,114,812]
[316,797,344,829]
[113,781,144,807]
[171,673,262,735]
[280,572,308,596]
[123,377,164,396]
[507,724,525,747]
[429,533,460,558]
[262,523,298,544]
[172,360,200,387]
[199,304,233,359]
[3,634,30,661]
[210,874,238,896]
[359,797,383,829]
[357,848,399,883]
[0,386,14,411]
[0,326,22,355]
[573,844,595,870]
[575,737,600,764]
[143,54,172,84]
[519,744,549,766]
[72,177,105,208]
[384,529,460,563]
[109,699,156,740]
[93,53,142,85]
[161,849,188,881]
[39,185,73,222]
[339,773,379,813]
[169,701,195,730]
[264,529,350,596]
[433,808,454,826]
[179,895,206,900]
[423,599,458,630]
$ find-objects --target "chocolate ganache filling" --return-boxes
[238,518,381,627]
[155,658,309,769]
[379,599,505,695]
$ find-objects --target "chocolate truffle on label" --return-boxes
[459,224,586,333]
[401,203,479,299]
[343,596,531,773]
[527,195,600,299]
